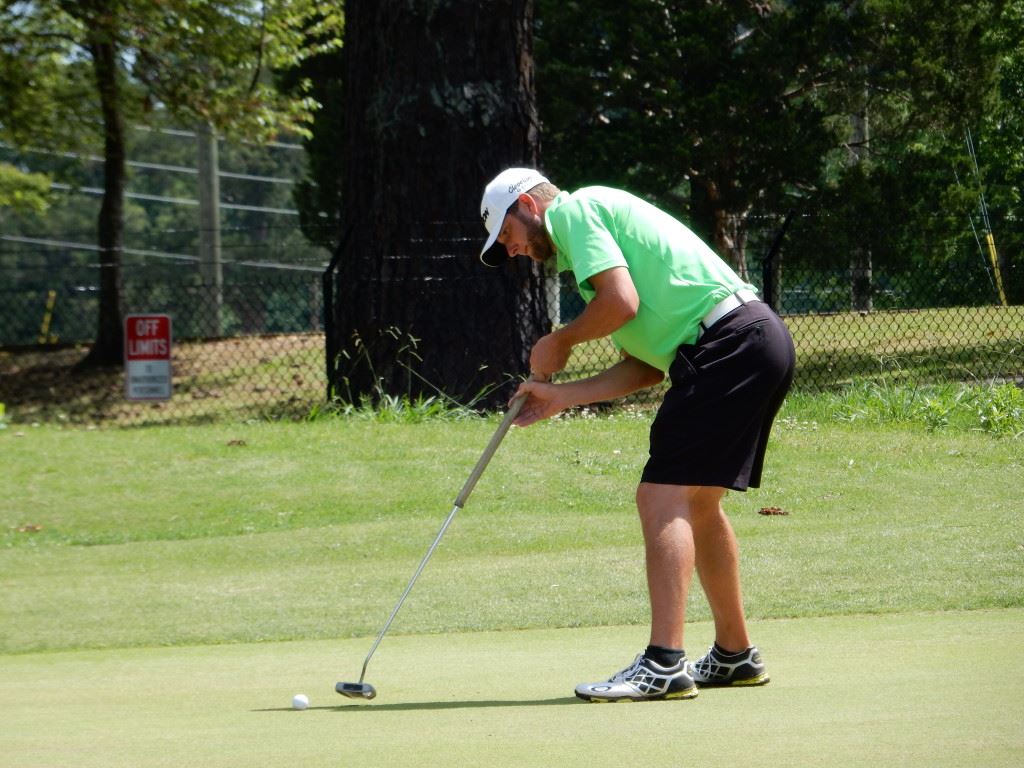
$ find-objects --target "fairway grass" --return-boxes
[3,417,1022,652]
[2,610,1021,768]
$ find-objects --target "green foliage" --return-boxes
[278,0,1021,292]
[0,1,344,362]
[0,5,343,241]
[856,0,1005,136]
[0,2,343,147]
[780,143,1005,307]
[781,1,1016,300]
[792,379,1024,436]
[536,1,847,220]
[0,104,331,347]
[277,15,345,248]
[970,0,1024,303]
[975,381,1024,437]
[1,116,320,236]
[315,334,500,423]
[0,163,50,213]
[535,0,1013,283]
[308,390,483,424]
[0,4,94,149]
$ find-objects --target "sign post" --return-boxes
[125,314,173,401]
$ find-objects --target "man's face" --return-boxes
[496,200,554,264]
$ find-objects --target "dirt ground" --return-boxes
[0,334,326,426]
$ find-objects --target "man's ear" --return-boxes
[518,192,539,215]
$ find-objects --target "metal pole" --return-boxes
[197,122,223,337]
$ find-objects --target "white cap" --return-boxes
[479,168,549,266]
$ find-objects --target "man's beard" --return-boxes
[518,209,554,263]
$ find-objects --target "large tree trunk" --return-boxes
[78,23,125,369]
[332,0,546,407]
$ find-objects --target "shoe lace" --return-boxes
[609,654,646,683]
[693,646,717,674]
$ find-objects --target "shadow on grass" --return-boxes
[254,697,580,713]
[795,338,1024,390]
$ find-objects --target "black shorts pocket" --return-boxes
[668,344,699,386]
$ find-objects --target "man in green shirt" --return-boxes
[479,168,796,702]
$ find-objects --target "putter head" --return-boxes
[336,681,377,700]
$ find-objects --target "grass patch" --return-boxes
[786,379,1024,436]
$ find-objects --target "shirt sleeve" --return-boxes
[548,198,628,292]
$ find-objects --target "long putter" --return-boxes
[336,382,534,700]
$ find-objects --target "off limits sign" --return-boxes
[125,315,172,401]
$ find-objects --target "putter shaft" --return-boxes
[357,501,460,684]
[351,387,530,687]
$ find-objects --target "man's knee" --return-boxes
[636,483,725,519]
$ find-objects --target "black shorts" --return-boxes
[641,301,795,491]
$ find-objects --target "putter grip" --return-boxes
[452,383,531,509]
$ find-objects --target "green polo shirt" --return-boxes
[545,186,755,372]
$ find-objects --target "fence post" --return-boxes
[197,122,223,337]
[322,226,352,405]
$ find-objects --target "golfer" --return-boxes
[478,168,796,702]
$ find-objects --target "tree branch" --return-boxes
[248,1,267,95]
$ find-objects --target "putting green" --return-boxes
[2,609,1021,767]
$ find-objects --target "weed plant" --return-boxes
[308,392,482,423]
[785,380,1024,437]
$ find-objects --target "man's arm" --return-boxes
[512,355,664,427]
[529,266,639,377]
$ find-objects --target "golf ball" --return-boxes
[292,693,309,710]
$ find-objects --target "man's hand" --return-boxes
[510,378,571,427]
[510,357,664,428]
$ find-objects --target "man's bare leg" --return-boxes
[636,483,749,652]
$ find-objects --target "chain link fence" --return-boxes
[2,217,1021,426]
[765,209,1023,390]
[566,241,1021,405]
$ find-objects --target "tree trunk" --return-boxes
[849,96,873,312]
[850,249,873,312]
[713,208,751,283]
[78,25,125,369]
[332,0,546,407]
[761,210,794,313]
[690,179,750,281]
